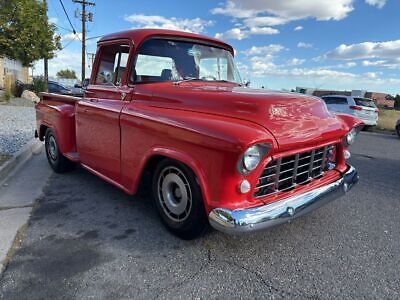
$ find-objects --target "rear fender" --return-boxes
[35,98,77,154]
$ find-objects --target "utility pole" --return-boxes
[87,52,95,69]
[43,0,48,91]
[72,0,95,82]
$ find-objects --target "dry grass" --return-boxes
[377,109,400,131]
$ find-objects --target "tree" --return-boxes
[0,0,61,67]
[394,94,400,110]
[56,69,77,79]
[385,94,394,101]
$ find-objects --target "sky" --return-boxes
[36,0,400,94]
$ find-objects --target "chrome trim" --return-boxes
[254,144,335,198]
[209,165,358,234]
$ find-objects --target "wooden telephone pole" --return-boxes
[72,0,95,82]
[43,0,48,91]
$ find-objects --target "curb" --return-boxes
[0,139,43,185]
[360,130,397,137]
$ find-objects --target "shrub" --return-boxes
[3,89,12,101]
[31,76,46,95]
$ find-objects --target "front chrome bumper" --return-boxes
[209,164,358,234]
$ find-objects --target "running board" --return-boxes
[64,152,80,162]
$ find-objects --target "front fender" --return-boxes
[120,105,275,212]
[335,113,364,130]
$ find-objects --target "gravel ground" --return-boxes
[0,105,35,155]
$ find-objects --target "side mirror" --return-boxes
[74,84,82,88]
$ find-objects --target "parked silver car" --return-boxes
[321,95,379,127]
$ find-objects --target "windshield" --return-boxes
[354,98,377,108]
[133,38,242,84]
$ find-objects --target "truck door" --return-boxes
[76,41,132,183]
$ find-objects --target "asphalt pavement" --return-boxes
[0,132,399,299]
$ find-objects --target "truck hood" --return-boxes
[138,83,346,150]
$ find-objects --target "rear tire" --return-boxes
[397,125,400,138]
[45,129,74,173]
[152,159,208,240]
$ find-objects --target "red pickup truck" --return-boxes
[36,29,362,239]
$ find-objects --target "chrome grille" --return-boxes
[254,144,336,198]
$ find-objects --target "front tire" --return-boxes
[152,159,208,240]
[45,129,74,173]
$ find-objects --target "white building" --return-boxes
[0,57,29,89]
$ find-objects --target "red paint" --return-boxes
[36,29,363,214]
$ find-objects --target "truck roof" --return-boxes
[99,28,234,55]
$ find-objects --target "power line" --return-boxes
[54,23,75,33]
[58,0,77,34]
[60,38,77,51]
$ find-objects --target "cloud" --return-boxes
[212,1,354,40]
[365,72,378,78]
[338,62,357,68]
[323,40,400,60]
[288,58,306,65]
[250,57,357,78]
[362,59,400,69]
[249,27,280,35]
[61,32,82,42]
[365,0,387,8]
[215,27,279,40]
[34,50,85,78]
[48,17,58,24]
[215,28,249,40]
[212,0,354,21]
[124,14,213,34]
[243,16,288,27]
[297,42,313,48]
[362,60,386,66]
[242,44,285,56]
[294,26,303,31]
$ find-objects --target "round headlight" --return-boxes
[345,128,357,145]
[243,145,261,171]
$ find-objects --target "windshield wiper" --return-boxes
[174,77,201,85]
[214,79,241,85]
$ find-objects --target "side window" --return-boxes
[354,98,376,108]
[135,54,176,80]
[95,44,130,86]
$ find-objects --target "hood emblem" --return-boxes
[270,106,289,118]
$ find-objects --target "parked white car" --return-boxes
[321,95,379,127]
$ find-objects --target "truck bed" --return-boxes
[36,92,80,158]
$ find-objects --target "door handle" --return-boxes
[89,98,98,103]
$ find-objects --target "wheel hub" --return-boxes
[158,167,192,222]
[48,136,58,161]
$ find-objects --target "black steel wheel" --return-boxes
[45,129,74,173]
